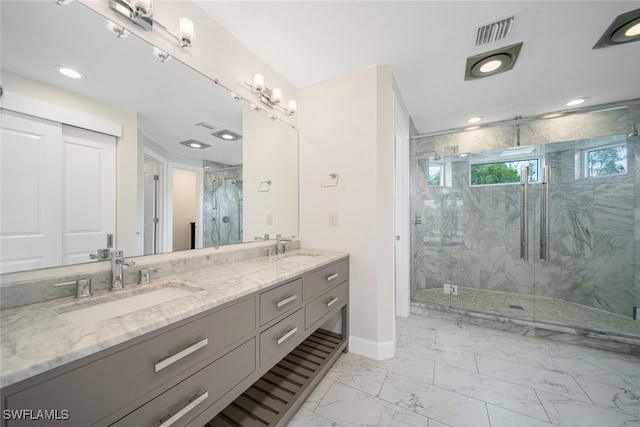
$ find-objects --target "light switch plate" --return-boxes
[329,212,338,226]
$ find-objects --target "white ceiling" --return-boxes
[194,1,640,135]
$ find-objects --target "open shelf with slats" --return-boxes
[206,329,346,427]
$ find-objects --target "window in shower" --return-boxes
[583,143,627,178]
[470,159,539,186]
[428,164,444,186]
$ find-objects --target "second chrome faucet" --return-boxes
[111,250,135,291]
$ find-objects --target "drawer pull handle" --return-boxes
[276,327,298,346]
[276,294,298,308]
[155,338,208,373]
[327,273,339,282]
[158,391,209,427]
[326,297,339,307]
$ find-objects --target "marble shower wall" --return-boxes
[203,161,243,248]
[411,105,640,319]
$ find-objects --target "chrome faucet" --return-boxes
[111,250,135,291]
[275,234,292,255]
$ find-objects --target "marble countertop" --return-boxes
[0,249,348,388]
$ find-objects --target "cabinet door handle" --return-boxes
[155,338,208,373]
[276,327,298,346]
[327,273,339,282]
[158,391,209,427]
[326,297,339,307]
[276,294,297,308]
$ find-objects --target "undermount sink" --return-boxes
[279,251,321,259]
[55,281,203,326]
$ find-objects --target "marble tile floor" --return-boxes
[413,287,640,337]
[285,315,640,427]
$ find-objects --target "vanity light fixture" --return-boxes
[180,139,210,149]
[566,97,588,107]
[108,0,195,47]
[212,130,241,141]
[464,42,523,80]
[594,8,640,49]
[245,73,297,116]
[55,65,85,79]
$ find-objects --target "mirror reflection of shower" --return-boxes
[203,161,243,248]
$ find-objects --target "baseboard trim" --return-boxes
[348,335,395,361]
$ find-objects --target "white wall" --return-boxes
[298,66,397,360]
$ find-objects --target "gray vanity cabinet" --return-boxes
[302,259,349,302]
[111,339,256,427]
[259,278,303,326]
[1,256,349,427]
[3,297,257,427]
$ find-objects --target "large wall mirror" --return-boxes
[0,0,298,275]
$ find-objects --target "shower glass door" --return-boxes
[533,134,639,336]
[441,146,540,321]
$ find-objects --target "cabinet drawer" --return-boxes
[259,278,302,326]
[112,338,256,427]
[305,281,348,329]
[303,258,348,302]
[259,309,304,366]
[5,297,256,427]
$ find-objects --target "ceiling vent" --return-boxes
[473,14,519,48]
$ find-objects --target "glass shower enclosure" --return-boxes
[411,110,640,340]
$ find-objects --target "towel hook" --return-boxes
[258,179,272,192]
[321,172,339,188]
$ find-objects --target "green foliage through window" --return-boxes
[586,144,626,177]
[470,160,538,186]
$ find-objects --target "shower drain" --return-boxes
[508,304,525,310]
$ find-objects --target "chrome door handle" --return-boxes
[540,164,550,261]
[276,327,298,346]
[158,391,208,427]
[520,166,529,261]
[327,273,339,282]
[326,297,339,307]
[155,338,208,372]
[276,294,297,308]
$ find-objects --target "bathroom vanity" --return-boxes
[0,249,349,427]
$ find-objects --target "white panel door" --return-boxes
[61,125,116,265]
[0,110,62,273]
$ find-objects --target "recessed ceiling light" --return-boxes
[593,8,640,48]
[212,130,241,141]
[465,42,523,80]
[180,139,210,149]
[55,66,85,79]
[467,116,482,124]
[566,97,588,107]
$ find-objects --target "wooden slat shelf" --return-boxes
[206,329,346,427]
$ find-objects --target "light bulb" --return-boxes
[479,59,502,73]
[272,88,282,104]
[287,99,297,116]
[253,74,265,92]
[178,17,195,47]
